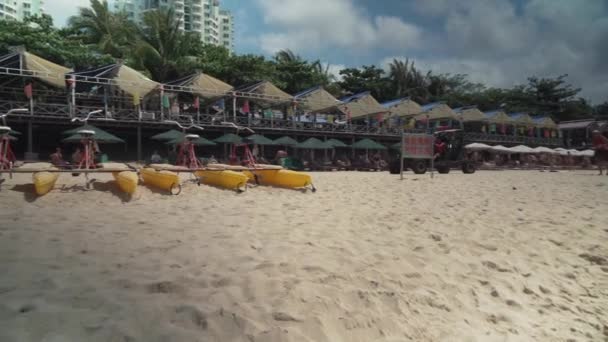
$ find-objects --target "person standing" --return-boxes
[592,130,608,175]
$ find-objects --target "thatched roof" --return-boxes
[69,63,159,98]
[532,116,557,128]
[508,112,535,125]
[381,98,422,118]
[234,81,292,104]
[338,92,386,119]
[414,102,457,120]
[453,106,485,122]
[0,51,72,88]
[484,110,513,124]
[166,72,233,99]
[294,86,343,113]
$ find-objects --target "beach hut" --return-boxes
[0,50,72,88]
[234,81,292,106]
[454,106,486,122]
[68,63,159,100]
[165,72,233,100]
[293,86,343,113]
[413,102,459,130]
[532,116,558,139]
[381,98,422,128]
[337,92,387,127]
[482,110,513,135]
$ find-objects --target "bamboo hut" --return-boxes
[337,92,386,127]
[381,97,422,129]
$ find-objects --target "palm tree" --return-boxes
[132,8,199,81]
[68,0,133,58]
[311,60,336,86]
[388,58,429,102]
[275,49,300,63]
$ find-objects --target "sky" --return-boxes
[45,0,608,103]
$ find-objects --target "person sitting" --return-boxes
[71,148,82,165]
[150,150,162,164]
[50,147,69,168]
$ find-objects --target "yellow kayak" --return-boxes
[112,171,138,195]
[140,167,180,194]
[194,170,248,191]
[33,171,59,196]
[252,169,313,189]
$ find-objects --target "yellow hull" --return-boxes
[33,171,59,196]
[250,169,313,189]
[140,167,180,192]
[112,171,138,195]
[194,170,248,191]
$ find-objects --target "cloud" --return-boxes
[255,0,421,55]
[45,0,90,27]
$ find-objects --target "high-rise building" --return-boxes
[113,0,235,53]
[0,0,44,21]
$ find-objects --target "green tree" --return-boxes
[338,65,392,101]
[67,0,133,58]
[132,8,201,81]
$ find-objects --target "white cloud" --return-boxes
[45,0,90,27]
[255,0,421,55]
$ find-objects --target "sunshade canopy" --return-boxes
[484,110,513,124]
[214,133,243,144]
[166,136,216,146]
[166,72,233,99]
[326,138,349,148]
[61,124,124,144]
[352,138,387,150]
[338,92,386,119]
[382,98,422,118]
[294,86,343,113]
[454,106,486,122]
[244,134,274,145]
[465,143,492,150]
[69,63,159,98]
[273,136,299,146]
[150,129,185,141]
[414,102,457,120]
[0,51,72,88]
[62,129,124,143]
[490,145,512,154]
[508,112,535,125]
[234,81,292,105]
[509,145,535,153]
[532,116,557,128]
[534,146,557,154]
[295,137,332,149]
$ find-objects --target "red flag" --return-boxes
[193,96,200,109]
[24,83,33,99]
[66,76,76,88]
[242,100,250,113]
[377,112,384,122]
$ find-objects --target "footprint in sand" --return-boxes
[146,281,182,294]
[172,305,208,330]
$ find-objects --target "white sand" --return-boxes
[0,171,607,341]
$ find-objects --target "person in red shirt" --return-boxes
[434,137,447,160]
[591,130,608,175]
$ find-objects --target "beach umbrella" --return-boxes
[509,145,535,154]
[326,138,349,148]
[352,138,387,150]
[273,136,298,146]
[62,124,113,136]
[465,143,492,151]
[166,136,216,146]
[62,131,124,144]
[151,129,185,141]
[244,134,274,145]
[214,133,243,144]
[8,129,21,136]
[490,145,512,154]
[533,146,557,154]
[295,138,332,149]
[579,150,594,157]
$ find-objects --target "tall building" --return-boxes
[113,0,235,53]
[0,0,44,21]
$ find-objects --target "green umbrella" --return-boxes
[273,136,298,146]
[9,129,21,136]
[166,136,217,146]
[62,124,109,136]
[352,138,387,150]
[295,137,332,149]
[151,129,185,141]
[214,133,242,144]
[326,138,349,148]
[62,132,125,144]
[244,134,274,145]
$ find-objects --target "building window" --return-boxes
[223,26,229,31]
[222,18,229,23]
[204,4,209,9]
[223,33,229,38]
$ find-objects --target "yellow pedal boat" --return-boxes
[33,171,59,196]
[140,167,181,194]
[253,169,313,189]
[195,170,248,191]
[112,171,138,195]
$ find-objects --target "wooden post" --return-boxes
[137,125,142,162]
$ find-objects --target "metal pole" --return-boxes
[137,124,142,162]
[232,96,237,122]
[427,114,433,179]
[71,76,76,118]
[27,120,33,156]
[196,97,200,124]
[400,129,404,180]
[160,87,164,121]
[104,86,109,118]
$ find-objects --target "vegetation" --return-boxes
[0,0,602,121]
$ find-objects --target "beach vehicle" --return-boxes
[389,129,476,174]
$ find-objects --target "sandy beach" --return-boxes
[0,170,606,341]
